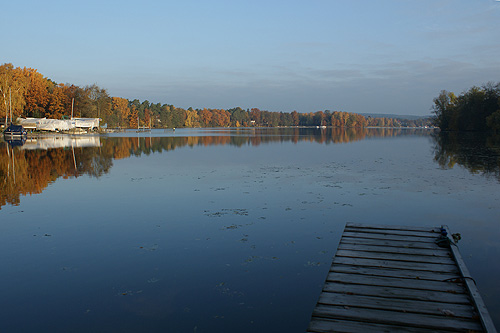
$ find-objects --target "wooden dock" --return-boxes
[308,223,497,332]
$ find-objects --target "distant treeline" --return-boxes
[432,82,500,131]
[1,63,431,129]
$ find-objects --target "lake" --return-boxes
[1,128,499,332]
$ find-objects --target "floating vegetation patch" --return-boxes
[204,208,249,217]
[117,290,143,296]
[223,208,249,216]
[60,266,77,272]
[139,244,159,251]
[243,255,279,265]
[305,261,322,267]
[321,183,343,188]
[130,177,153,182]
[215,282,244,298]
[223,224,241,230]
[147,277,160,283]
[204,211,225,217]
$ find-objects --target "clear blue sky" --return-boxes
[3,0,500,116]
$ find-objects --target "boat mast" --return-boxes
[71,98,74,119]
[9,87,12,125]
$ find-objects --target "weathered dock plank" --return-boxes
[340,236,447,250]
[308,223,497,333]
[331,256,459,273]
[342,231,438,243]
[322,282,471,304]
[326,272,465,293]
[317,293,476,319]
[335,249,456,264]
[344,226,441,238]
[345,223,440,232]
[312,304,483,332]
[308,318,454,333]
[330,264,460,281]
[338,242,450,257]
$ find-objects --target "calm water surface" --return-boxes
[1,128,499,332]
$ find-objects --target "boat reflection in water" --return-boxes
[4,137,27,147]
[20,135,101,150]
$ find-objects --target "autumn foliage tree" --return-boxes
[22,67,49,117]
[128,104,138,128]
[111,97,130,128]
[47,84,69,119]
[0,63,26,122]
[198,108,213,127]
[184,108,200,127]
[211,109,231,127]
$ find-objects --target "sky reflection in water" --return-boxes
[0,128,499,332]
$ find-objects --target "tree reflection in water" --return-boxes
[432,131,500,181]
[0,128,433,209]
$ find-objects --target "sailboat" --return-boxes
[3,87,27,140]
